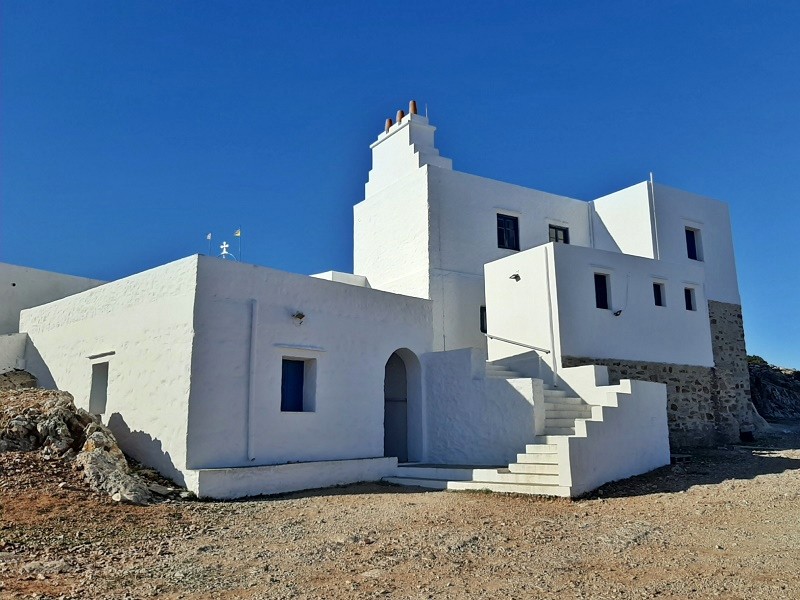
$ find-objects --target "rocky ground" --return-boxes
[750,361,800,420]
[2,420,800,600]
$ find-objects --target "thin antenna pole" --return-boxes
[207,233,212,255]
[238,228,242,262]
[425,103,428,119]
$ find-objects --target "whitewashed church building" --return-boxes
[1,102,753,498]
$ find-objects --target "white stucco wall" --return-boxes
[365,113,452,197]
[651,184,740,304]
[591,182,656,258]
[353,168,431,300]
[186,256,433,470]
[486,243,714,369]
[566,378,671,495]
[19,257,199,485]
[0,262,104,335]
[423,348,542,466]
[425,167,589,352]
[0,333,28,373]
[483,245,560,382]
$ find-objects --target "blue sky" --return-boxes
[2,1,798,367]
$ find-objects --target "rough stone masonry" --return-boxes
[563,300,755,448]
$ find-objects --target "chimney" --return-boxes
[409,100,418,115]
[396,109,405,123]
[385,118,393,133]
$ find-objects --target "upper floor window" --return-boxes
[684,287,697,311]
[497,214,520,251]
[594,273,610,310]
[479,306,488,334]
[549,225,570,244]
[653,282,666,307]
[685,227,703,261]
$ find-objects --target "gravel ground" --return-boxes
[2,423,800,600]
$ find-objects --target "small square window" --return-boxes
[653,282,666,307]
[685,227,703,261]
[497,214,520,251]
[281,358,316,412]
[479,306,487,334]
[549,225,569,244]
[684,287,697,311]
[594,273,610,310]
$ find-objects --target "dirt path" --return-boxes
[2,424,800,600]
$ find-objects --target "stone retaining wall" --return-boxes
[563,301,751,448]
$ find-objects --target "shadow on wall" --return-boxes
[591,212,623,254]
[425,348,539,466]
[107,412,186,487]
[23,338,55,389]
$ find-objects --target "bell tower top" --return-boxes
[365,100,452,197]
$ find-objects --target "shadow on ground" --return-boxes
[587,419,800,500]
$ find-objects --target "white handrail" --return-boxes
[484,333,550,354]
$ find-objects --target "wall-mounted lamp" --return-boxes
[509,273,521,281]
[292,311,305,326]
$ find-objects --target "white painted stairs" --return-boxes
[384,386,585,497]
[383,362,671,498]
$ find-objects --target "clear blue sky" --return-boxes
[2,1,798,367]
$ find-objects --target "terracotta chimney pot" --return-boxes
[385,118,393,132]
[409,100,418,115]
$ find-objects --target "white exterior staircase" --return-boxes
[383,363,671,498]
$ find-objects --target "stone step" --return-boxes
[544,427,576,436]
[446,480,572,497]
[383,476,448,490]
[516,452,559,464]
[394,465,476,481]
[507,462,559,475]
[525,443,557,453]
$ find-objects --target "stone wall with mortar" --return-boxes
[563,301,751,448]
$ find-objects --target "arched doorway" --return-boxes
[383,352,408,462]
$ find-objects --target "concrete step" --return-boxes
[525,443,557,453]
[394,465,475,481]
[446,480,572,497]
[469,469,561,486]
[542,388,569,398]
[507,462,559,475]
[545,417,586,428]
[544,407,592,416]
[383,477,448,490]
[544,427,576,436]
[544,396,585,405]
[516,452,558,464]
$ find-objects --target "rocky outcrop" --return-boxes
[749,363,800,420]
[0,369,37,391]
[0,381,154,505]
